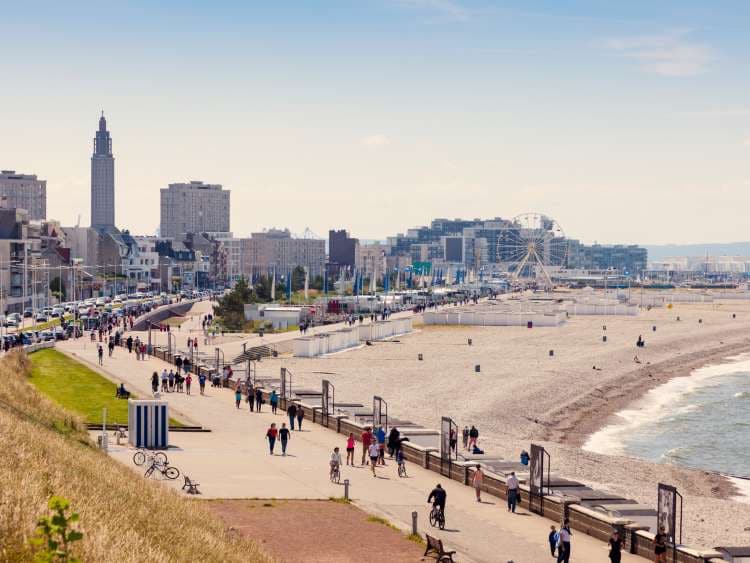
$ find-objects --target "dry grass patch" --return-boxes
[0,350,272,563]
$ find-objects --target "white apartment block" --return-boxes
[160,181,230,238]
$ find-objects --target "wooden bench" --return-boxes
[182,476,201,495]
[424,534,455,562]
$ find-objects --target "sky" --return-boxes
[1,0,749,245]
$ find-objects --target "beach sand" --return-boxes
[255,299,750,547]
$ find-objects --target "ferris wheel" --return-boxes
[500,213,568,286]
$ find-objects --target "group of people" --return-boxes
[548,520,573,562]
[151,368,198,395]
[330,426,408,480]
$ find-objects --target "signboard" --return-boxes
[657,483,678,547]
[322,379,330,424]
[280,367,286,399]
[440,417,456,478]
[412,261,432,275]
[529,444,545,515]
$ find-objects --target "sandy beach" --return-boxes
[251,298,750,547]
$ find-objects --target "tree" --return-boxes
[310,275,324,291]
[50,277,66,301]
[291,266,306,292]
[214,276,255,330]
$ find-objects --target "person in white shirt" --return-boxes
[330,447,342,479]
[368,442,380,477]
[506,471,520,513]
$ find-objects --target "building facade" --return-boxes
[91,113,115,232]
[0,170,47,220]
[241,229,325,279]
[328,229,358,269]
[160,181,230,238]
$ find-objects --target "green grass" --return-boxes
[366,515,400,531]
[28,349,183,426]
[406,533,425,545]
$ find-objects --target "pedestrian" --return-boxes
[520,449,530,466]
[387,427,400,457]
[126,335,133,353]
[266,423,277,455]
[296,406,304,430]
[608,529,622,563]
[255,388,263,412]
[161,369,168,392]
[556,519,571,563]
[376,426,386,465]
[507,471,519,513]
[168,370,175,392]
[287,402,297,430]
[97,344,103,365]
[346,432,356,466]
[270,390,279,414]
[449,427,457,453]
[472,465,484,502]
[361,426,373,465]
[247,383,254,412]
[198,373,206,395]
[151,371,159,394]
[548,526,558,558]
[368,441,379,477]
[462,426,469,449]
[185,373,192,395]
[235,386,242,409]
[108,340,114,357]
[468,425,479,450]
[654,526,667,563]
[279,422,290,455]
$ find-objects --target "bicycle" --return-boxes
[330,464,341,484]
[398,462,407,478]
[133,449,168,467]
[429,504,445,530]
[144,459,180,480]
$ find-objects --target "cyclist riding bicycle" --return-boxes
[396,448,406,475]
[330,447,342,479]
[428,483,447,517]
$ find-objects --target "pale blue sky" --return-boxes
[1,1,749,244]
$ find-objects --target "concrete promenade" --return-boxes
[62,336,643,563]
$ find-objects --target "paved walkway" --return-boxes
[63,337,642,563]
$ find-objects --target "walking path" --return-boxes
[62,337,643,563]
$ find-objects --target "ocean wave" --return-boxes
[661,446,691,463]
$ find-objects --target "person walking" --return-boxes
[168,370,175,392]
[387,427,400,457]
[468,425,479,450]
[548,526,558,558]
[279,423,290,456]
[198,373,207,395]
[287,402,297,430]
[126,335,133,353]
[235,386,242,409]
[472,465,484,502]
[296,406,304,430]
[270,390,279,414]
[185,373,192,395]
[361,427,373,466]
[376,426,386,465]
[346,432,356,466]
[556,519,571,563]
[255,388,263,412]
[97,344,103,365]
[507,471,520,513]
[368,441,379,477]
[108,339,114,357]
[266,423,278,455]
[654,526,667,563]
[608,529,622,563]
[161,369,169,392]
[151,371,159,394]
[247,383,254,412]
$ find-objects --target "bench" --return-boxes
[424,534,455,562]
[182,476,201,495]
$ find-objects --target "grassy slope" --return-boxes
[0,351,271,563]
[27,349,181,426]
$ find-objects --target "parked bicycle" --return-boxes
[133,449,168,467]
[144,459,180,480]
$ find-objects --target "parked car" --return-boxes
[23,308,33,318]
[35,314,48,323]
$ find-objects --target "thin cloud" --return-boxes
[361,134,391,147]
[397,0,470,23]
[605,29,713,77]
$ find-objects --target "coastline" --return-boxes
[542,337,750,453]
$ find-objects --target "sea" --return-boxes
[583,354,750,485]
